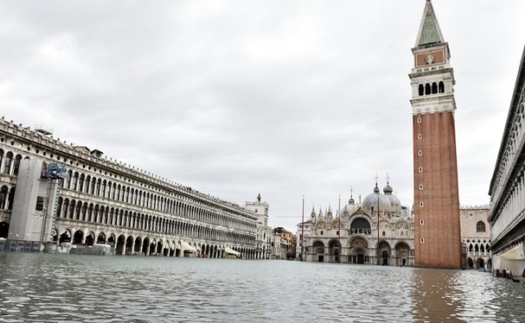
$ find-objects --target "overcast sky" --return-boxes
[1,1,524,232]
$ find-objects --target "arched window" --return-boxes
[418,84,424,96]
[7,188,14,210]
[3,152,13,174]
[13,155,22,176]
[425,83,431,95]
[0,186,8,209]
[72,173,78,191]
[476,221,486,232]
[431,82,437,94]
[102,181,107,197]
[78,175,85,192]
[438,81,444,93]
[90,177,96,194]
[84,176,90,193]
[65,170,72,189]
[96,179,101,196]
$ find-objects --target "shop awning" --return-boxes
[180,241,195,252]
[500,242,525,260]
[224,247,240,255]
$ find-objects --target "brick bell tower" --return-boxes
[409,0,462,268]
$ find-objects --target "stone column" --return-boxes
[130,238,135,255]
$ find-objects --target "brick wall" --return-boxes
[413,112,462,268]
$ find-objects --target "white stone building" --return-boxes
[488,46,525,277]
[296,181,414,265]
[245,194,273,259]
[460,205,492,269]
[0,118,260,258]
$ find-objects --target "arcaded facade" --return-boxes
[488,46,525,277]
[460,206,492,269]
[0,117,260,258]
[297,182,414,266]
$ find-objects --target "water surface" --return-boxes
[0,253,523,322]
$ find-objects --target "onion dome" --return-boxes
[383,183,393,195]
[363,184,392,213]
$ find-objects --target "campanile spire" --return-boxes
[415,0,445,47]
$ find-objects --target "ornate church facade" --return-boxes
[296,181,414,265]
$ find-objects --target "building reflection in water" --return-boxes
[411,269,464,323]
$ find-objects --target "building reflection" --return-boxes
[410,269,464,323]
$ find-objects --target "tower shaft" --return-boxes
[410,0,462,268]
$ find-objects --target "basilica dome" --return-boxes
[383,182,402,214]
[362,184,393,213]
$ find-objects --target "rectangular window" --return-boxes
[35,196,45,211]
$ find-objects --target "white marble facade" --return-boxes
[0,117,260,258]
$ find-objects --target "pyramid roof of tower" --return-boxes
[415,0,445,47]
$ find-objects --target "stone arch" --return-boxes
[134,236,142,255]
[107,234,116,247]
[72,230,84,244]
[328,239,341,263]
[467,257,474,269]
[116,235,126,255]
[85,231,95,246]
[13,154,22,176]
[350,217,371,235]
[149,239,157,255]
[142,237,150,255]
[0,185,8,209]
[349,236,369,264]
[125,236,134,255]
[0,221,9,238]
[378,240,391,266]
[96,232,107,245]
[476,258,485,269]
[59,228,72,243]
[394,242,410,266]
[3,152,13,174]
[312,240,325,262]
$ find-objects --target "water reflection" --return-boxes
[410,269,464,322]
[0,253,523,322]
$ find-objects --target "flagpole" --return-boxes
[301,195,305,261]
[377,184,380,266]
[338,194,341,263]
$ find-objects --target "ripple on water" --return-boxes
[1,254,525,322]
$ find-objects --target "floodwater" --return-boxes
[0,253,524,323]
